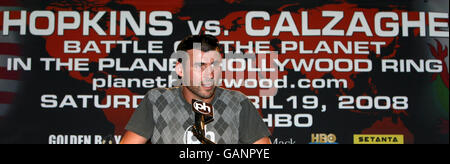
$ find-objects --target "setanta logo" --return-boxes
[353,135,404,144]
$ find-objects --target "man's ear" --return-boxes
[176,62,183,78]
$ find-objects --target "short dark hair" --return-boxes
[176,34,220,52]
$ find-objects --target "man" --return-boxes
[120,35,271,144]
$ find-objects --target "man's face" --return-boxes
[179,49,222,99]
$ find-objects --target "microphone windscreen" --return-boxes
[192,99,214,123]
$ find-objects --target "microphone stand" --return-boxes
[191,99,216,144]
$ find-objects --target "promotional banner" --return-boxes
[0,0,448,144]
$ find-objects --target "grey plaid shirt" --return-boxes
[125,87,271,144]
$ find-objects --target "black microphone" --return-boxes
[191,99,216,144]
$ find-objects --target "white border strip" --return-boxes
[0,104,11,116]
[0,7,22,11]
[0,31,20,43]
[0,79,21,93]
[0,54,20,67]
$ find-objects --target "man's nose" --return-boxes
[203,65,214,79]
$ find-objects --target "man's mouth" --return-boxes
[201,82,215,90]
